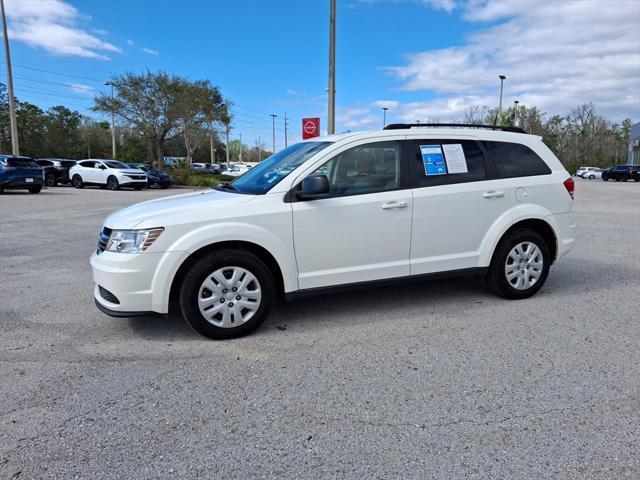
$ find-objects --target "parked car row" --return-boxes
[191,162,254,177]
[0,155,174,193]
[576,164,639,181]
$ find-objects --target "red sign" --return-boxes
[302,118,320,139]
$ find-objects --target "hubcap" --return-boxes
[197,266,262,328]
[504,241,543,290]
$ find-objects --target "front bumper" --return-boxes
[91,250,183,314]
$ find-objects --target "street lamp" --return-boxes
[104,80,116,159]
[270,114,278,153]
[513,99,519,126]
[381,107,389,128]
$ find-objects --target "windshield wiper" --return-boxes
[217,182,238,191]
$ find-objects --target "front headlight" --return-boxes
[105,228,164,254]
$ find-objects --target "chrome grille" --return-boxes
[97,226,112,254]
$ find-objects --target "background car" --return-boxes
[602,165,640,182]
[127,163,172,189]
[576,166,597,177]
[221,164,250,177]
[35,158,76,186]
[192,163,222,174]
[0,155,44,194]
[581,168,603,180]
[69,159,148,190]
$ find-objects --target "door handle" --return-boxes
[381,201,408,209]
[482,190,504,199]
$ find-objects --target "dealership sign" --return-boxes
[302,118,320,139]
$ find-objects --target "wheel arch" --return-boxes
[491,218,558,266]
[168,240,286,307]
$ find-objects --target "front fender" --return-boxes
[150,222,298,313]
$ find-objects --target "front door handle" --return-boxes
[482,190,504,199]
[381,201,408,209]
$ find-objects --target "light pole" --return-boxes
[381,107,389,128]
[1,0,19,155]
[513,99,519,126]
[104,81,116,158]
[270,114,278,153]
[497,74,506,120]
[327,0,336,134]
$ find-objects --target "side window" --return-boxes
[311,141,400,196]
[79,161,94,168]
[37,160,53,167]
[410,140,486,187]
[482,141,551,178]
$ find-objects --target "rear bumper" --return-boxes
[551,211,576,261]
[0,179,44,188]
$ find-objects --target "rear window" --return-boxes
[482,141,551,178]
[5,158,39,168]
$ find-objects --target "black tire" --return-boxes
[161,184,170,189]
[602,174,608,181]
[620,175,628,182]
[72,174,84,189]
[28,185,42,194]
[588,174,595,180]
[634,177,639,182]
[179,249,276,339]
[45,173,57,187]
[107,176,120,190]
[133,184,145,190]
[487,228,551,300]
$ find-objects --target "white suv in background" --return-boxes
[69,159,148,190]
[91,124,576,339]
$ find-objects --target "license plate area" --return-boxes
[26,178,34,183]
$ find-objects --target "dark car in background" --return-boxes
[0,155,44,194]
[35,158,77,186]
[127,163,172,189]
[602,165,640,182]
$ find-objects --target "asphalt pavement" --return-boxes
[1,180,639,479]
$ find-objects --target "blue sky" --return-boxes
[2,0,639,149]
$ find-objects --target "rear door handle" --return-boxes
[381,201,408,209]
[482,190,504,199]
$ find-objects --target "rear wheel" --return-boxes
[72,174,84,189]
[487,229,550,299]
[620,175,628,182]
[45,173,57,187]
[107,176,120,190]
[602,174,608,181]
[28,185,42,194]
[179,250,275,339]
[588,174,595,180]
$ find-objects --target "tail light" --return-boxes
[563,177,575,199]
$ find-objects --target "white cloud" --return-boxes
[66,83,94,96]
[142,47,159,56]
[384,0,640,121]
[286,89,298,95]
[358,0,456,12]
[126,39,134,46]
[373,100,400,110]
[337,107,382,129]
[4,0,121,60]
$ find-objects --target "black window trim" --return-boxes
[480,140,552,179]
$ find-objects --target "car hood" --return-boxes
[103,189,257,229]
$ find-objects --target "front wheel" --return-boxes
[72,174,84,189]
[28,185,42,194]
[133,184,145,190]
[179,250,275,339]
[487,229,550,300]
[588,174,595,180]
[107,176,120,190]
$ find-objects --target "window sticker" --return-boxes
[442,144,468,174]
[420,145,447,175]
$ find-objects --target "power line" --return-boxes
[13,73,97,91]
[0,60,103,83]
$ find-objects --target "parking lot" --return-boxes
[1,180,639,478]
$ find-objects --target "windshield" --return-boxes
[225,141,332,194]
[104,160,129,169]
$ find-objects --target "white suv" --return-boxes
[91,124,575,339]
[70,159,148,190]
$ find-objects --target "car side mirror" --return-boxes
[296,175,330,200]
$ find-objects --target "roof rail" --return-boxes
[383,123,527,134]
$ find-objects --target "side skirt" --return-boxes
[283,267,488,302]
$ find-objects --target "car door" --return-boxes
[93,161,108,184]
[407,138,514,274]
[76,161,95,182]
[291,140,412,290]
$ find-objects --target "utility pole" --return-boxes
[104,81,116,158]
[270,114,277,153]
[327,0,336,134]
[258,136,262,162]
[513,100,519,127]
[1,0,19,155]
[209,124,215,164]
[225,103,230,168]
[497,74,506,121]
[284,111,288,148]
[381,107,388,128]
[239,133,243,162]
